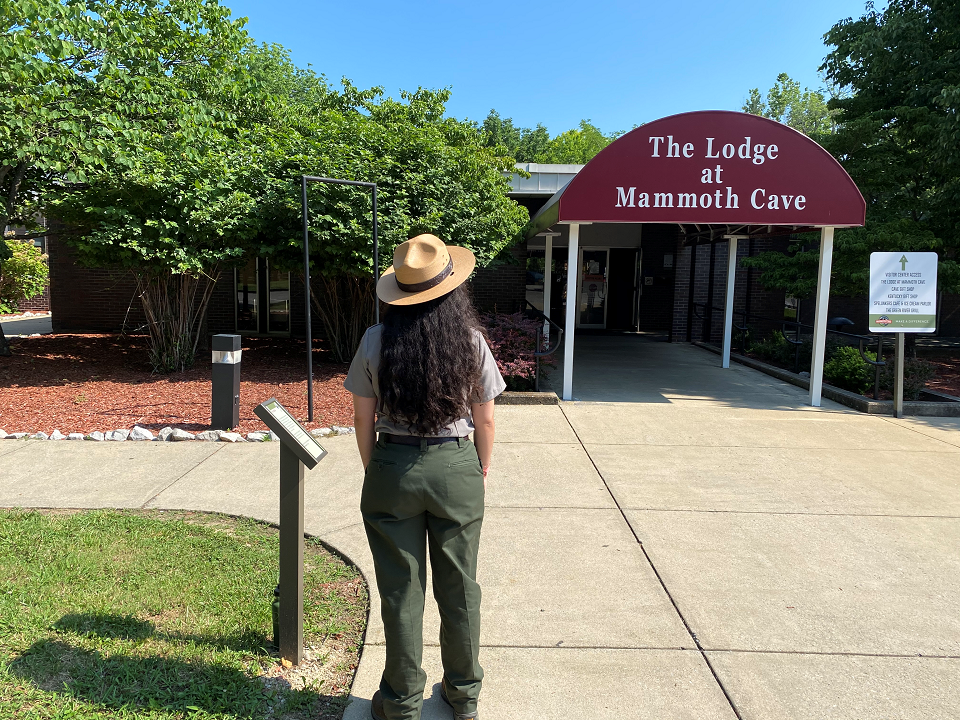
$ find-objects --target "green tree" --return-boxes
[0,239,10,355]
[743,2,960,299]
[54,42,528,364]
[539,120,618,164]
[482,111,617,164]
[481,110,551,163]
[13,3,527,368]
[742,73,835,137]
[516,124,551,163]
[0,237,49,314]
[243,79,528,361]
[0,0,249,234]
[482,110,521,157]
[9,0,253,370]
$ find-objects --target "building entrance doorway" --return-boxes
[577,249,608,328]
[575,247,640,330]
[235,258,291,335]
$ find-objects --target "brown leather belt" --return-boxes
[380,433,461,446]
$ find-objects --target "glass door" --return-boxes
[235,258,290,335]
[577,249,609,328]
[235,259,258,332]
[267,264,290,333]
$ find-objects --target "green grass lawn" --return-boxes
[0,510,368,719]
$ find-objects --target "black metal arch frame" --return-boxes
[301,175,379,422]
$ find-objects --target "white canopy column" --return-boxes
[809,226,835,406]
[721,235,747,368]
[562,223,580,400]
[542,232,556,340]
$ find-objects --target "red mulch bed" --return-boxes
[0,334,354,434]
[923,356,960,397]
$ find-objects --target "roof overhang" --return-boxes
[507,163,584,197]
[527,110,866,238]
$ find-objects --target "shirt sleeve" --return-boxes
[477,333,507,403]
[344,328,376,398]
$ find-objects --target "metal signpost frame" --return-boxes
[301,175,379,422]
[868,252,939,418]
[253,398,328,667]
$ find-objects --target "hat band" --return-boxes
[396,256,454,293]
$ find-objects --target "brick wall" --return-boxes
[48,226,146,333]
[469,246,528,314]
[17,285,49,312]
[672,235,788,343]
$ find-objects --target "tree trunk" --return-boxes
[137,268,220,372]
[305,273,375,362]
[0,324,10,357]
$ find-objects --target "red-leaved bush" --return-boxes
[481,311,555,391]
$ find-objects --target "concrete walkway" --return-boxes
[1,313,52,337]
[2,341,959,719]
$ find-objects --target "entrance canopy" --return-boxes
[529,110,865,236]
[527,111,866,408]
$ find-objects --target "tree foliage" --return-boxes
[12,3,528,366]
[230,68,529,360]
[742,72,836,138]
[0,0,249,237]
[743,2,960,299]
[0,237,49,314]
[481,111,620,164]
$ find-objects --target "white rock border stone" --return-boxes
[0,425,355,442]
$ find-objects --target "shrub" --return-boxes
[880,357,937,401]
[481,311,552,391]
[824,346,877,394]
[749,329,851,374]
[749,331,807,368]
[0,238,48,314]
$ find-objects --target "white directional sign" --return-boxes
[869,252,938,333]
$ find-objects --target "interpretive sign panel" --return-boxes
[869,252,938,333]
[254,398,327,468]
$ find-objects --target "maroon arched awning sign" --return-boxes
[530,110,865,231]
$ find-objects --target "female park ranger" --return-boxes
[345,234,505,720]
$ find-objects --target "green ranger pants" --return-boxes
[361,436,485,720]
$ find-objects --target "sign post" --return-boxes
[869,252,938,418]
[253,398,328,666]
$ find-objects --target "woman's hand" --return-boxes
[472,399,495,491]
[352,394,377,470]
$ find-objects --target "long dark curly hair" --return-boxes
[378,284,485,435]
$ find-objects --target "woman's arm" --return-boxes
[471,399,495,485]
[352,394,377,469]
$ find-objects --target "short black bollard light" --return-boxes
[253,398,328,667]
[211,334,242,430]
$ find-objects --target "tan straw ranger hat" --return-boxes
[377,234,476,305]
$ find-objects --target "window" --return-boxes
[267,264,290,332]
[235,258,290,334]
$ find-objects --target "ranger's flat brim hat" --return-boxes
[377,234,476,305]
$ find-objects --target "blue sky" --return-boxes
[225,0,878,136]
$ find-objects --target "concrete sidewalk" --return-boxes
[1,343,959,719]
[1,313,52,337]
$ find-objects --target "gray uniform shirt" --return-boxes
[344,324,506,437]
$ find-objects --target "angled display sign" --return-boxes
[254,398,327,469]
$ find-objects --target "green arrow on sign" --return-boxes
[900,255,908,270]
